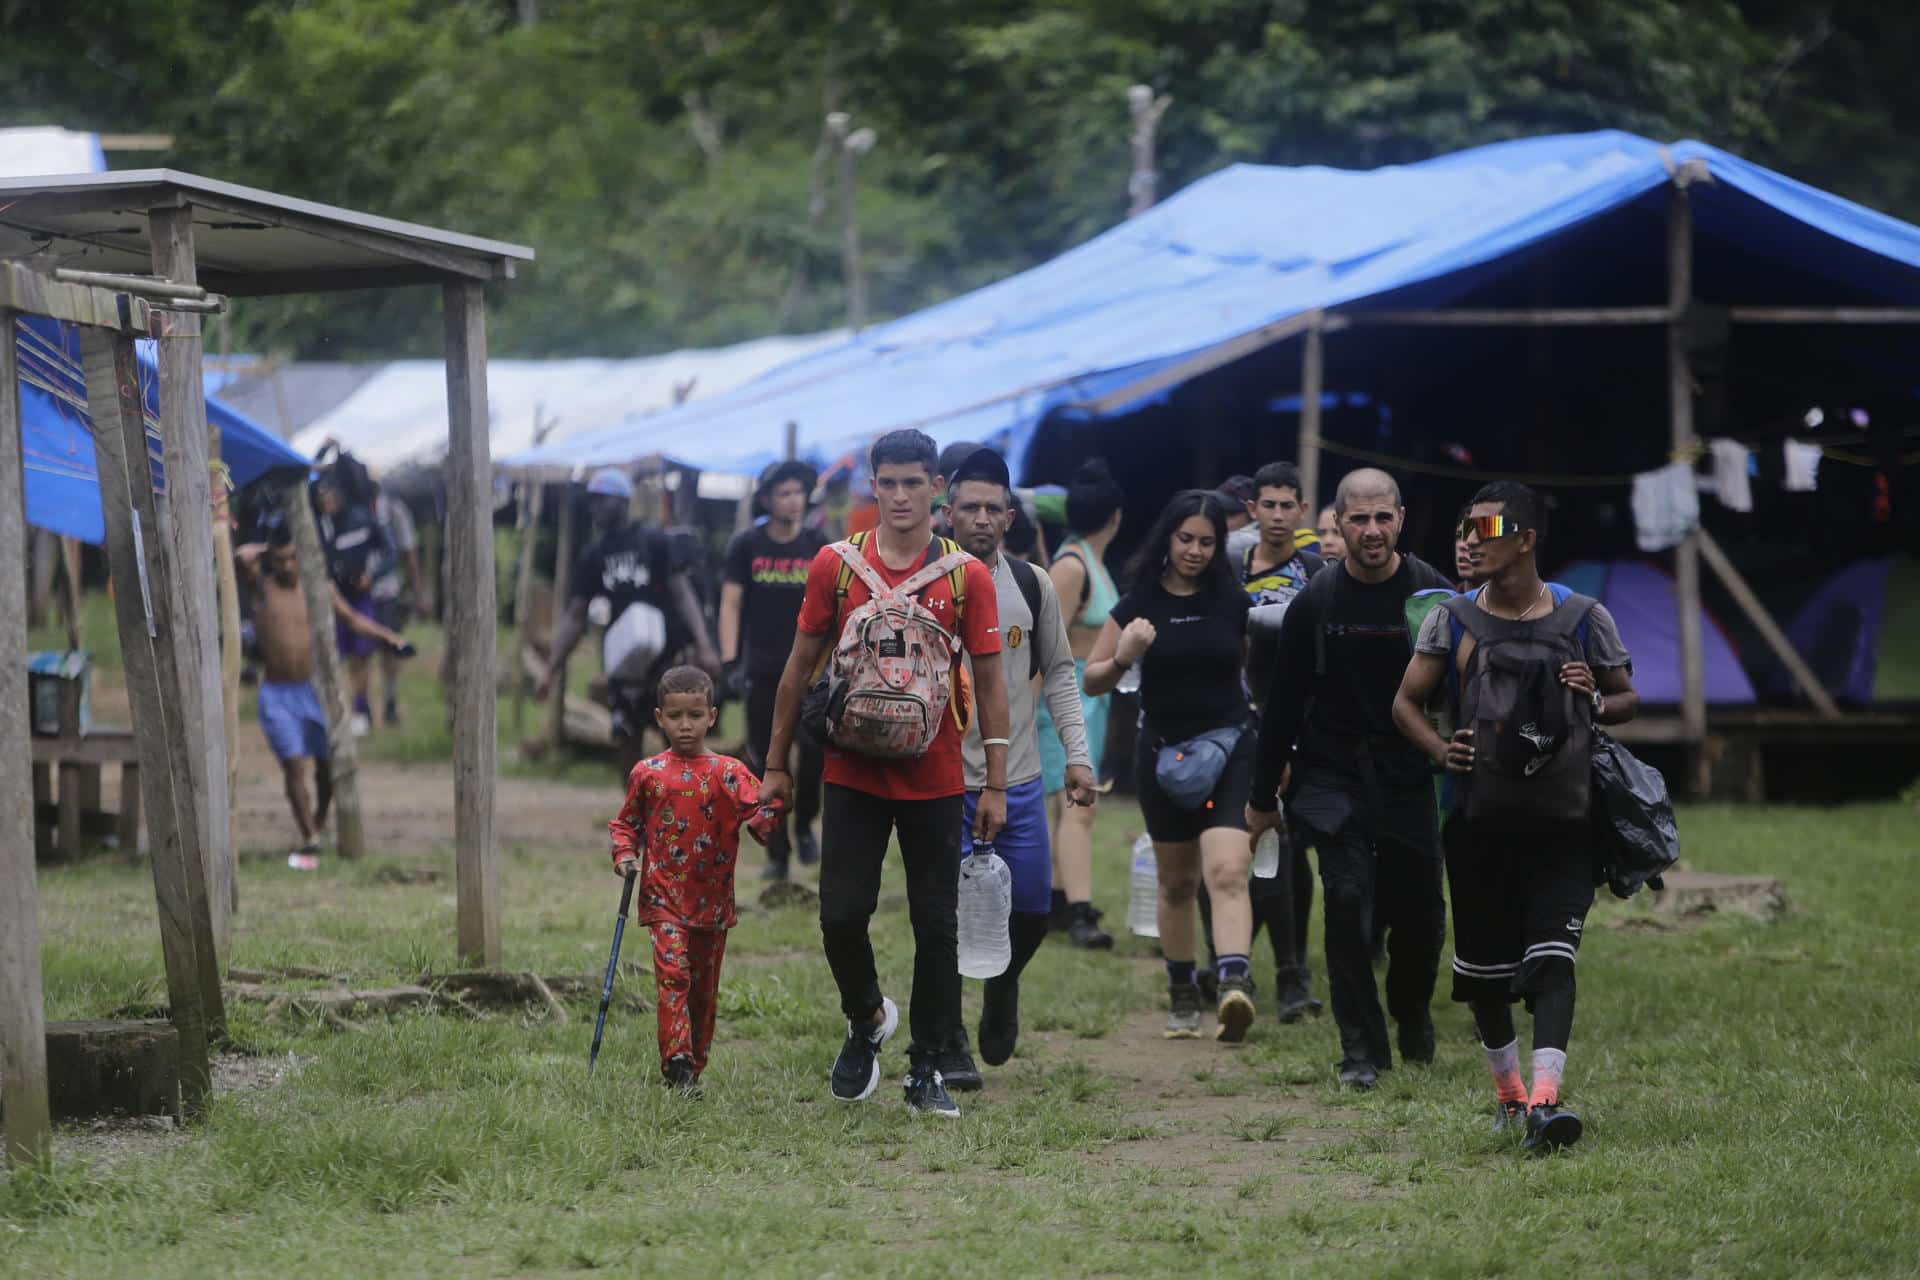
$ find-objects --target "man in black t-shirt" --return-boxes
[536,468,719,776]
[720,460,827,878]
[1247,468,1452,1090]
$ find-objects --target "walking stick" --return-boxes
[588,868,638,1077]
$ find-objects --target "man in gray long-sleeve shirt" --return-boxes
[936,446,1098,1090]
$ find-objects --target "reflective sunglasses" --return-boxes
[1457,514,1529,542]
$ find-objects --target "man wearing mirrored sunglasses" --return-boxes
[1392,481,1638,1154]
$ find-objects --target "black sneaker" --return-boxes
[1275,968,1323,1024]
[1165,983,1203,1039]
[1337,1059,1379,1090]
[662,1055,701,1098]
[903,1067,961,1118]
[1397,1016,1436,1066]
[933,1030,984,1093]
[830,995,898,1102]
[1215,975,1256,1043]
[1066,902,1114,950]
[979,976,1020,1066]
[1493,1099,1528,1135]
[1522,1103,1583,1154]
[795,828,820,867]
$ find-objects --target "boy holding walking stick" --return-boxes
[608,666,774,1092]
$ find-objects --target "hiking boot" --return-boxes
[662,1055,701,1098]
[1195,965,1219,1004]
[933,1030,983,1092]
[795,828,820,867]
[979,976,1020,1066]
[1397,1016,1436,1066]
[1275,967,1323,1024]
[1165,983,1203,1039]
[903,1067,961,1118]
[1493,1099,1528,1135]
[1066,902,1113,950]
[830,996,898,1102]
[1337,1059,1379,1090]
[1215,975,1256,1043]
[1522,1103,1583,1154]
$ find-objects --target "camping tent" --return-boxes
[291,332,843,474]
[1777,556,1920,704]
[503,129,1920,481]
[1554,560,1756,704]
[15,315,307,544]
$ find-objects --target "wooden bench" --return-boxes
[28,676,142,861]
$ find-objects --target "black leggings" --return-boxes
[817,785,962,1068]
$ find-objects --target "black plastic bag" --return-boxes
[1590,731,1680,899]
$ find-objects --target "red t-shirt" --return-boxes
[609,751,762,929]
[796,536,1000,800]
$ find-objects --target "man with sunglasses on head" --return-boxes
[1246,468,1452,1090]
[1393,482,1637,1153]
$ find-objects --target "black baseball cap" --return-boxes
[945,445,1012,491]
[754,459,817,503]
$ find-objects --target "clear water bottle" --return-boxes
[957,843,1013,978]
[1253,827,1283,880]
[1116,662,1142,695]
[1126,833,1160,938]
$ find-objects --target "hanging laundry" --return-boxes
[1783,439,1822,492]
[1707,439,1754,512]
[1631,461,1699,552]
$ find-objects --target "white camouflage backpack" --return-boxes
[814,532,972,759]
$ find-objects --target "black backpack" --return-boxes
[1004,555,1048,679]
[1442,592,1598,827]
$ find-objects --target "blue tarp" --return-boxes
[15,315,307,544]
[504,130,1920,481]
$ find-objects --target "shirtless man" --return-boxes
[238,529,412,859]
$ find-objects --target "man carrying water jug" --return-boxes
[936,445,1098,1092]
[760,429,1011,1119]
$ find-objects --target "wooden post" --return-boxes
[1666,182,1708,754]
[784,420,798,461]
[828,114,876,332]
[510,479,545,739]
[149,207,231,955]
[78,327,217,1106]
[280,478,366,861]
[1298,315,1325,513]
[59,537,83,651]
[443,280,500,966]
[546,479,576,752]
[211,432,242,913]
[1,306,53,1165]
[1696,529,1842,717]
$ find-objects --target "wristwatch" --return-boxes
[1590,688,1605,715]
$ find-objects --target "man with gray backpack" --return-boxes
[1392,481,1639,1154]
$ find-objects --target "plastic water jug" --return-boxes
[1126,833,1160,939]
[957,843,1013,978]
[1253,828,1283,880]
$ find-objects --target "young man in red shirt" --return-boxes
[760,429,1011,1118]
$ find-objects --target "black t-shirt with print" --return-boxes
[723,522,828,674]
[571,522,674,622]
[1109,582,1250,743]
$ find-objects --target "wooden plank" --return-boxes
[510,480,545,739]
[1666,182,1708,753]
[280,478,366,860]
[210,421,243,912]
[29,732,142,767]
[1298,315,1325,513]
[78,326,219,1103]
[118,762,144,852]
[1335,306,1673,327]
[1728,306,1920,324]
[1696,528,1842,717]
[546,481,576,753]
[0,262,152,332]
[0,305,53,1164]
[149,206,232,956]
[58,762,83,857]
[444,280,500,966]
[1084,308,1337,415]
[59,536,84,650]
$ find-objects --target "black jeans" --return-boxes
[746,670,823,863]
[818,784,963,1068]
[1303,803,1445,1070]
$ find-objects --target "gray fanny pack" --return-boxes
[1154,726,1244,811]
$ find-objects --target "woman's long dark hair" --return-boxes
[1065,458,1125,536]
[1127,489,1239,598]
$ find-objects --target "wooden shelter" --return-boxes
[1,172,531,1165]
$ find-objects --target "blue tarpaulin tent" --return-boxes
[14,314,307,544]
[503,130,1920,480]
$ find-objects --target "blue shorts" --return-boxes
[962,775,1052,915]
[1038,660,1109,794]
[258,681,329,763]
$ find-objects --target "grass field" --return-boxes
[8,773,1920,1277]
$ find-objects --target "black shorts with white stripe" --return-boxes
[1441,818,1595,1005]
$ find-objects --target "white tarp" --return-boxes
[289,330,844,474]
[0,127,104,178]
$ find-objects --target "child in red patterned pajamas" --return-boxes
[608,665,776,1092]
